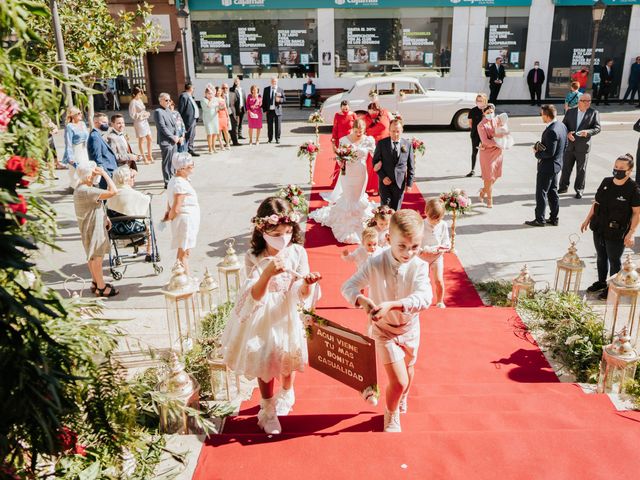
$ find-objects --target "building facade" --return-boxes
[182,0,640,101]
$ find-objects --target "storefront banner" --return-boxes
[553,0,640,5]
[189,0,533,11]
[485,18,528,69]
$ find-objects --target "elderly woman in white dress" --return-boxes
[309,118,376,244]
[163,153,200,275]
[73,161,119,297]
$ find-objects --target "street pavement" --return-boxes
[39,104,640,351]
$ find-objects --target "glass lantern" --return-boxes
[554,235,585,293]
[603,255,640,349]
[199,268,219,316]
[217,238,242,303]
[207,351,240,401]
[597,327,639,394]
[156,351,201,434]
[161,261,201,353]
[511,264,535,306]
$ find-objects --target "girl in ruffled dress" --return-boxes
[367,205,394,247]
[221,197,322,435]
[494,112,514,151]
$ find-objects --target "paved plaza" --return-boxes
[40,104,640,350]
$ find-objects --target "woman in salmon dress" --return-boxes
[216,87,231,150]
[328,100,357,189]
[363,102,390,194]
[477,103,503,208]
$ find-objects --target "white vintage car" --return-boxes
[319,76,476,130]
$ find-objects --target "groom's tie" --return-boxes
[393,140,399,160]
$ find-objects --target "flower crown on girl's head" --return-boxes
[372,205,395,217]
[251,211,301,230]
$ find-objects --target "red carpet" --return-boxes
[193,135,640,480]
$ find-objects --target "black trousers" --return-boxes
[535,169,559,222]
[596,83,612,104]
[185,121,196,152]
[229,114,240,145]
[636,141,640,184]
[236,109,244,137]
[528,84,542,104]
[379,179,406,211]
[559,149,589,194]
[489,82,502,103]
[300,93,319,108]
[593,231,625,283]
[470,136,480,171]
[266,110,282,142]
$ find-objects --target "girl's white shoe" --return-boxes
[257,397,281,434]
[275,387,295,416]
[384,409,401,432]
[436,302,446,309]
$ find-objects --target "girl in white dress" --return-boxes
[367,205,394,247]
[201,84,220,153]
[494,112,514,150]
[309,119,376,244]
[419,198,451,309]
[163,153,200,276]
[221,197,322,435]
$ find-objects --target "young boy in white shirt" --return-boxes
[341,226,383,268]
[341,209,432,432]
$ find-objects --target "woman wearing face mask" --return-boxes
[163,153,200,276]
[363,102,390,194]
[73,161,119,297]
[466,93,487,177]
[221,197,322,435]
[581,153,640,300]
[477,103,503,208]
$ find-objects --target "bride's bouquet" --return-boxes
[335,144,358,175]
[411,137,426,157]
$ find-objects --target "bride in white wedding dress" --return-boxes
[310,119,376,244]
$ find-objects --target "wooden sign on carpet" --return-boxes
[305,311,377,396]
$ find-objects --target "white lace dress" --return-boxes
[309,135,376,244]
[221,244,312,382]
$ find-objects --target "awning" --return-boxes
[152,41,178,53]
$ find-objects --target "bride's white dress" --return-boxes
[309,134,376,244]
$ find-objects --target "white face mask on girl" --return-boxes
[263,232,292,251]
[485,113,495,120]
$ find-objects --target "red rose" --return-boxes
[5,155,39,187]
[307,144,317,153]
[8,194,27,225]
[74,444,87,456]
[57,426,78,452]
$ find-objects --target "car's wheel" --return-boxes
[452,109,471,131]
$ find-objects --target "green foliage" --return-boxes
[518,291,605,382]
[474,280,513,307]
[30,0,160,85]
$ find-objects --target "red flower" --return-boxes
[307,143,318,153]
[5,155,39,187]
[74,444,87,456]
[57,426,78,452]
[8,194,27,225]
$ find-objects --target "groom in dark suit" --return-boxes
[372,119,414,211]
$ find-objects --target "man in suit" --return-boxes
[229,76,246,141]
[220,83,239,146]
[558,94,601,199]
[596,59,615,106]
[87,113,118,189]
[488,57,506,104]
[372,118,415,211]
[262,76,286,143]
[177,83,200,157]
[300,78,319,109]
[622,56,640,104]
[153,93,181,188]
[526,61,545,106]
[525,105,568,227]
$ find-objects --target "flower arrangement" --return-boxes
[308,111,324,124]
[252,211,301,230]
[439,188,472,214]
[5,155,39,187]
[298,141,320,184]
[411,138,426,157]
[335,144,358,175]
[0,90,19,133]
[277,184,309,214]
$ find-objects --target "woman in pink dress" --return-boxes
[216,87,231,150]
[246,85,263,145]
[477,103,503,208]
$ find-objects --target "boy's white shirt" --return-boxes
[342,248,432,336]
[421,219,451,253]
[342,245,383,267]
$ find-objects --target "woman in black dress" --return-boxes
[466,93,487,177]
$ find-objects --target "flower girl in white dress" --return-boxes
[309,119,376,244]
[221,197,322,435]
[494,112,514,150]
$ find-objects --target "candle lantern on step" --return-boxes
[511,264,535,306]
[603,255,640,349]
[157,351,201,434]
[207,350,240,401]
[198,268,218,316]
[162,261,200,353]
[554,234,585,293]
[217,238,242,303]
[596,327,639,394]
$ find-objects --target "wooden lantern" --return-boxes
[554,235,585,293]
[597,327,639,394]
[217,238,242,303]
[511,264,535,306]
[157,351,201,434]
[198,268,219,316]
[161,261,200,353]
[603,255,640,349]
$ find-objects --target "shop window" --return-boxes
[547,6,632,98]
[483,7,530,72]
[334,8,453,78]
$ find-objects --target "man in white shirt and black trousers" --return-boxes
[229,76,246,142]
[262,77,286,144]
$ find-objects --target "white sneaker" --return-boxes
[436,302,446,309]
[257,398,281,434]
[384,409,401,432]
[399,394,408,414]
[275,387,295,416]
